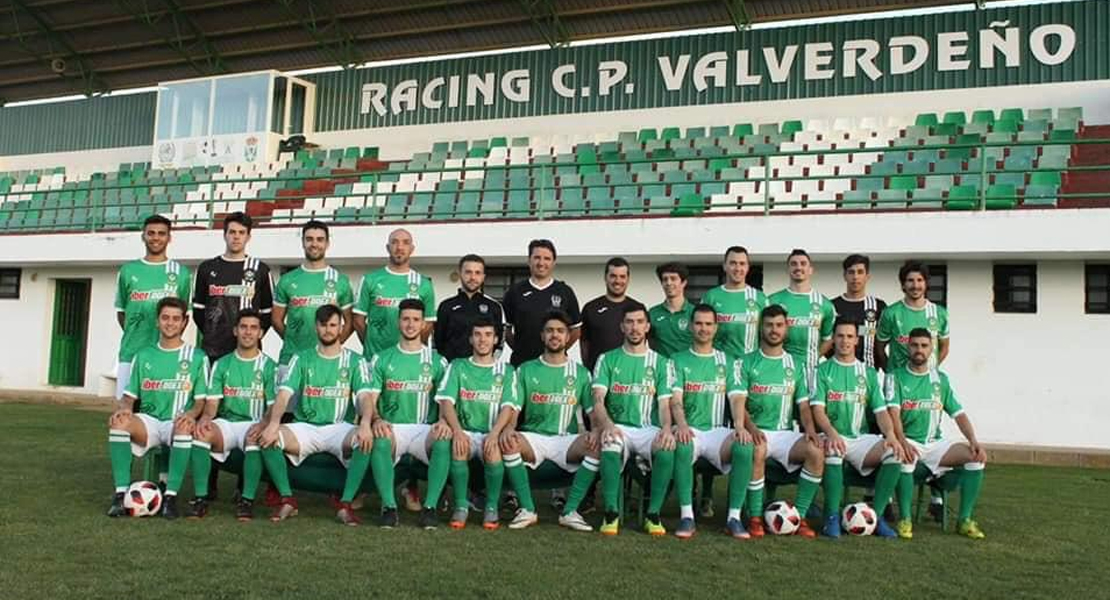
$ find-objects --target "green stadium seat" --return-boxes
[999,108,1024,123]
[889,176,918,191]
[1036,153,1069,171]
[841,190,873,210]
[902,160,930,176]
[870,161,899,177]
[943,111,967,125]
[912,188,945,209]
[877,189,909,207]
[660,127,681,141]
[946,184,979,210]
[758,123,779,136]
[686,127,706,139]
[709,126,730,137]
[856,176,884,192]
[986,184,1017,210]
[915,113,939,127]
[962,122,989,136]
[1049,129,1076,142]
[971,110,996,125]
[1023,171,1060,206]
[507,189,531,218]
[535,189,558,216]
[925,175,955,189]
[1023,119,1049,133]
[670,193,704,217]
[993,120,1020,134]
[781,120,803,136]
[732,123,754,137]
[993,172,1026,189]
[490,137,507,148]
[933,123,959,136]
[560,190,585,217]
[431,192,455,219]
[455,192,479,219]
[1027,108,1052,121]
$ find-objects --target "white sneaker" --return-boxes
[558,510,594,532]
[508,508,539,530]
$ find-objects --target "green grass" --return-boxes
[1,402,1107,599]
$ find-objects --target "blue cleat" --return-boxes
[726,518,751,540]
[675,517,696,539]
[874,519,897,539]
[822,514,841,539]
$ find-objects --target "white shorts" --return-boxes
[606,425,660,468]
[824,434,887,476]
[131,413,175,457]
[519,431,580,473]
[116,361,131,400]
[281,422,355,467]
[763,429,805,473]
[211,419,259,463]
[692,427,735,474]
[906,439,958,477]
[388,423,433,466]
[461,431,488,460]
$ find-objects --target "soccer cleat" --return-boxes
[896,519,913,540]
[162,495,180,520]
[263,485,282,508]
[747,517,766,539]
[958,519,986,540]
[419,508,439,530]
[482,508,500,530]
[795,520,817,539]
[726,518,751,540]
[107,492,127,518]
[378,507,400,529]
[450,508,469,530]
[187,498,209,520]
[558,511,593,532]
[643,515,666,537]
[822,514,841,539]
[401,484,422,513]
[235,498,254,522]
[698,497,715,519]
[336,502,361,527]
[675,517,696,540]
[270,497,299,522]
[600,513,620,536]
[509,508,539,530]
[549,488,567,513]
[928,499,945,523]
[874,519,897,539]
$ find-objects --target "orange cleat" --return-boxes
[795,520,817,539]
[748,517,766,539]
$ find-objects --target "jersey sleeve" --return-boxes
[793,365,809,404]
[577,364,594,413]
[278,354,303,395]
[192,261,209,311]
[434,361,460,404]
[883,373,900,409]
[207,358,227,400]
[190,354,210,405]
[500,365,519,408]
[655,357,675,401]
[273,275,290,307]
[727,357,747,398]
[433,301,449,353]
[810,365,828,407]
[353,356,375,398]
[263,359,277,406]
[565,286,582,328]
[178,266,193,306]
[421,278,436,321]
[938,305,951,339]
[866,368,886,414]
[504,364,524,411]
[338,274,355,310]
[820,299,836,341]
[353,273,372,315]
[941,374,963,418]
[876,309,895,343]
[671,359,686,394]
[591,352,611,391]
[432,355,448,396]
[368,354,385,392]
[257,263,275,330]
[114,267,128,312]
[123,355,140,399]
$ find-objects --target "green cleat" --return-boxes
[896,519,913,540]
[600,514,620,536]
[643,515,665,537]
[958,519,986,540]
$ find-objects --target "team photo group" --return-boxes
[105,211,988,541]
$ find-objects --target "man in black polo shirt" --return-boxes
[830,254,887,371]
[502,239,581,367]
[192,211,275,361]
[434,253,505,361]
[580,257,639,371]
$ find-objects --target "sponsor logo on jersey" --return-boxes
[786,316,819,327]
[223,385,263,399]
[289,295,333,308]
[459,388,500,403]
[610,382,654,395]
[900,399,941,411]
[530,392,576,405]
[826,390,864,403]
[142,378,191,391]
[551,295,563,308]
[302,385,349,399]
[385,379,432,392]
[129,290,174,302]
[374,297,402,308]
[716,313,754,323]
[750,383,792,395]
[684,381,725,394]
[208,284,251,297]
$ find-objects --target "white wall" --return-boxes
[0,145,152,174]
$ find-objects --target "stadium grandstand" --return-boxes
[0,0,1108,592]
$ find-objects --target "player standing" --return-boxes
[580,257,639,371]
[434,254,505,362]
[353,228,436,357]
[701,246,768,361]
[647,262,694,358]
[877,261,950,372]
[831,254,886,370]
[768,249,836,391]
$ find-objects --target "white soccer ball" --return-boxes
[123,481,162,517]
[841,502,878,536]
[763,500,801,535]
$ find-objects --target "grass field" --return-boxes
[1,402,1107,599]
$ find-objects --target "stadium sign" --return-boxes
[305,0,1106,129]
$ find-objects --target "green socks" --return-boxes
[423,440,451,510]
[108,429,132,492]
[794,468,822,517]
[166,435,192,496]
[503,453,535,512]
[564,456,600,515]
[190,441,212,498]
[450,459,471,511]
[674,442,694,514]
[370,437,397,509]
[484,461,504,512]
[822,458,844,520]
[241,446,262,501]
[341,447,373,503]
[648,449,674,515]
[958,462,985,521]
[871,460,901,517]
[261,446,292,497]
[728,442,755,514]
[600,445,624,513]
[747,478,765,518]
[896,466,915,519]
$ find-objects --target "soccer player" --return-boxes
[831,254,887,370]
[495,310,597,530]
[648,262,694,358]
[589,302,676,536]
[701,246,768,361]
[886,329,986,540]
[366,298,450,529]
[580,257,640,371]
[189,309,277,520]
[107,297,208,519]
[353,228,436,358]
[768,249,836,390]
[810,318,905,538]
[434,254,505,362]
[192,212,274,362]
[732,304,823,539]
[503,239,581,367]
[258,305,376,525]
[669,304,762,539]
[435,316,517,529]
[877,261,950,372]
[272,220,355,379]
[114,215,192,400]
